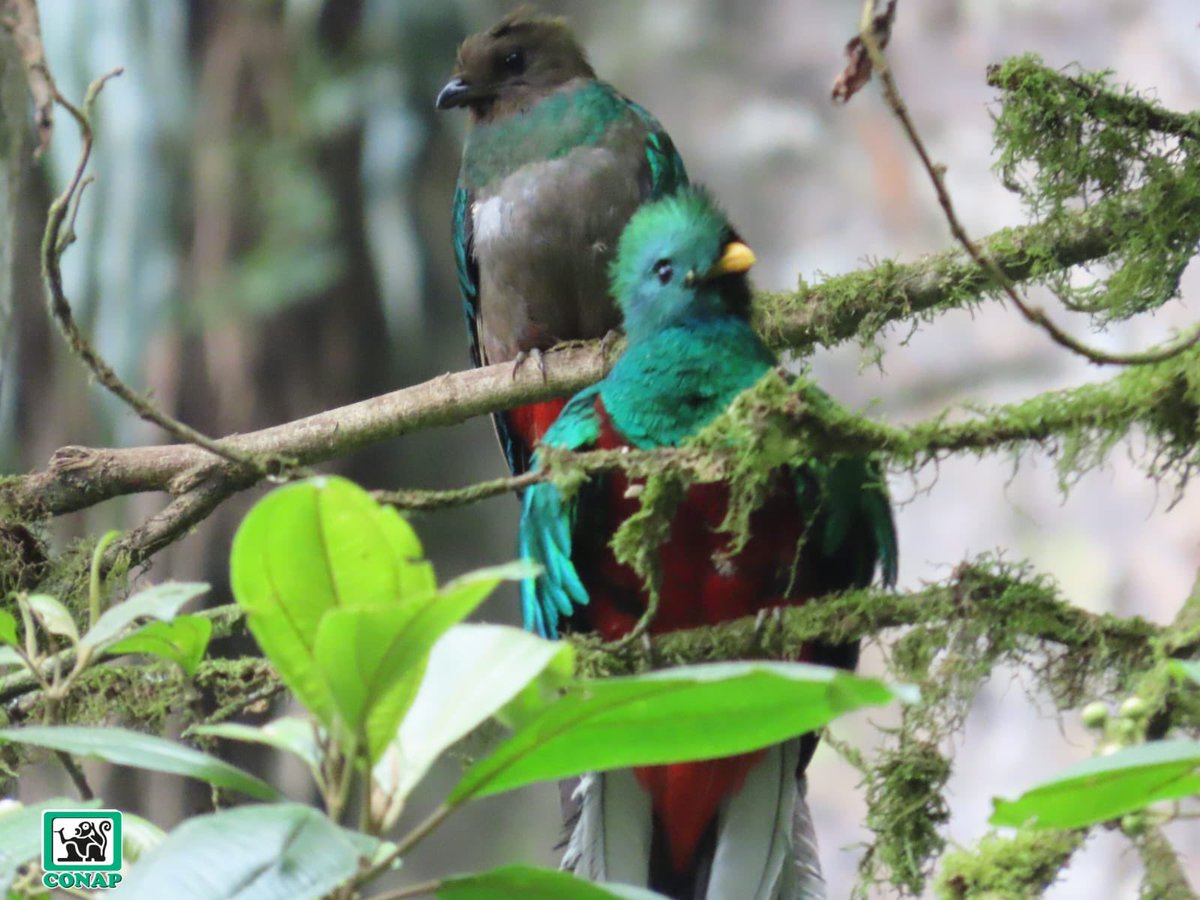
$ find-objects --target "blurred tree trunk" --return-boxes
[0,22,27,442]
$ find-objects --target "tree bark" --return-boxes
[0,20,27,399]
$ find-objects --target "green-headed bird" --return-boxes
[519,188,897,898]
[437,6,688,475]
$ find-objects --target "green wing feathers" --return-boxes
[626,97,688,200]
[520,387,603,638]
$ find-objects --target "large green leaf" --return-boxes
[229,477,435,726]
[313,605,427,758]
[112,804,375,900]
[439,865,664,899]
[82,582,210,650]
[0,797,100,892]
[990,739,1200,829]
[451,662,914,803]
[0,726,279,801]
[312,562,536,761]
[375,624,570,817]
[105,616,213,676]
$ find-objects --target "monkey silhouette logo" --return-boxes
[54,819,110,862]
[43,810,122,874]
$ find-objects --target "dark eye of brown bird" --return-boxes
[502,48,526,76]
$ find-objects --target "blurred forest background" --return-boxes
[2,0,1199,896]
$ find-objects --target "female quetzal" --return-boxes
[437,7,687,475]
[519,189,897,898]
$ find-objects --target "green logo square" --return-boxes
[42,810,122,872]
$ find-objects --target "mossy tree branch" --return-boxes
[0,559,1164,712]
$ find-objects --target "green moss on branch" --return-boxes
[936,829,1083,899]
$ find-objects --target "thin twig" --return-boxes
[856,1,1200,367]
[40,70,283,474]
[54,749,94,801]
[355,804,453,889]
[373,470,542,511]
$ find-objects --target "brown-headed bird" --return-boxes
[437,6,687,474]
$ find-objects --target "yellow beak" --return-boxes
[704,240,756,280]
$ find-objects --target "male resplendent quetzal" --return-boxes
[437,7,687,475]
[519,189,897,899]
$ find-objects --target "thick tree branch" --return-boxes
[1,342,612,522]
[754,182,1197,352]
[0,563,1161,710]
[5,307,1197,568]
[573,561,1158,678]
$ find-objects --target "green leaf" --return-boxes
[451,662,914,804]
[0,726,280,801]
[190,717,322,773]
[82,582,210,650]
[113,803,375,900]
[0,611,17,647]
[105,616,213,676]
[990,739,1200,829]
[26,594,78,644]
[313,562,535,762]
[375,625,570,818]
[1169,660,1200,687]
[0,797,101,892]
[495,636,576,732]
[229,476,435,726]
[439,865,664,899]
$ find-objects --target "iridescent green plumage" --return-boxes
[519,187,897,897]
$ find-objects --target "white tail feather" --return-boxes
[708,742,825,900]
[561,770,653,886]
[562,749,827,899]
[789,774,828,900]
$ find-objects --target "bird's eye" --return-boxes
[653,259,673,285]
[502,49,526,74]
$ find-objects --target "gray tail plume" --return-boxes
[560,743,827,899]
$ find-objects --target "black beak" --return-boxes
[435,77,472,110]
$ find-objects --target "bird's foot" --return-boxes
[752,606,785,657]
[511,347,548,382]
[599,328,624,361]
[635,631,656,671]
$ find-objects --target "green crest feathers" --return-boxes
[609,187,731,301]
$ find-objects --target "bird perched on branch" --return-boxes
[437,6,688,475]
[519,188,897,898]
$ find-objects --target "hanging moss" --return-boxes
[989,55,1200,324]
[859,741,952,896]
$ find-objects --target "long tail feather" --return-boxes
[708,741,825,900]
[562,749,826,899]
[788,775,827,900]
[562,770,653,886]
